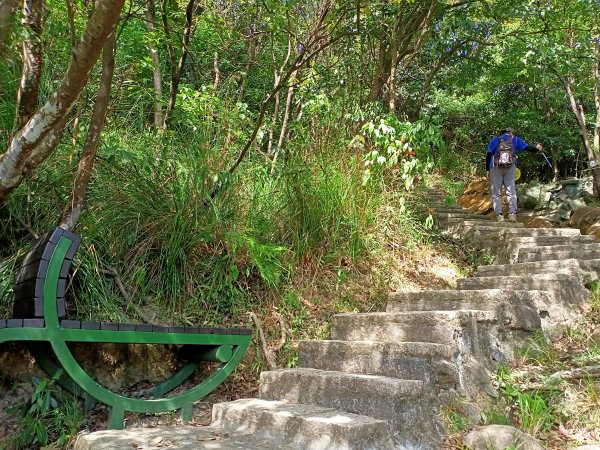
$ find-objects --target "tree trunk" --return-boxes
[367,27,389,103]
[0,0,19,57]
[163,0,196,129]
[60,32,116,231]
[15,0,45,129]
[0,0,125,203]
[146,0,164,128]
[238,24,256,102]
[594,39,600,152]
[270,69,297,174]
[561,74,600,195]
[213,51,220,90]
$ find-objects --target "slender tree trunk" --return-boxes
[386,20,400,112]
[367,27,389,103]
[60,32,116,231]
[594,39,600,151]
[267,37,291,155]
[238,24,256,102]
[66,0,77,47]
[0,0,125,203]
[163,0,196,129]
[213,51,220,90]
[15,0,45,129]
[270,69,297,174]
[0,0,19,56]
[146,0,164,128]
[561,74,600,195]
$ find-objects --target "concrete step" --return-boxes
[435,212,493,221]
[451,219,524,228]
[475,259,592,283]
[431,206,470,213]
[457,273,589,323]
[73,425,279,450]
[298,340,457,388]
[498,235,597,263]
[331,310,496,344]
[517,243,600,263]
[212,398,393,450]
[387,289,551,313]
[452,226,581,246]
[259,368,441,448]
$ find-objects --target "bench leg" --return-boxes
[109,405,125,430]
[180,403,193,422]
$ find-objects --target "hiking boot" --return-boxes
[496,215,505,222]
[508,214,517,223]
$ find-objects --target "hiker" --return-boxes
[486,128,542,222]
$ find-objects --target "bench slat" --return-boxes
[12,298,44,317]
[15,259,50,284]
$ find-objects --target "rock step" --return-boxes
[452,226,582,244]
[73,425,279,450]
[212,398,393,450]
[518,243,600,263]
[435,212,493,221]
[259,368,441,448]
[457,273,589,321]
[498,235,597,263]
[492,227,581,237]
[298,340,457,386]
[508,235,596,246]
[387,289,551,313]
[331,310,496,344]
[475,259,594,283]
[431,206,470,213]
[453,219,524,228]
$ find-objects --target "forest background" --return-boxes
[0,0,599,446]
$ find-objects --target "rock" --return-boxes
[588,223,600,241]
[464,424,545,450]
[589,327,600,346]
[519,216,553,228]
[458,179,493,215]
[569,199,588,210]
[569,206,600,234]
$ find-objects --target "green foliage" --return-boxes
[9,374,84,449]
[353,114,443,188]
[496,366,559,437]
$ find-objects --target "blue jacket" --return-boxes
[486,133,535,170]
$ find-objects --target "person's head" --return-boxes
[501,127,515,136]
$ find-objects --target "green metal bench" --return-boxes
[0,227,251,429]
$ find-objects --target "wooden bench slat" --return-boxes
[0,319,6,328]
[81,321,100,330]
[61,320,82,329]
[21,240,57,266]
[12,297,45,318]
[15,259,50,284]
[23,319,45,328]
[13,277,67,301]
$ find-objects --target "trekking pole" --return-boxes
[540,151,553,171]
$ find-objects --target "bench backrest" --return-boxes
[13,228,81,319]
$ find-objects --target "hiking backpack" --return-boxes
[494,135,515,168]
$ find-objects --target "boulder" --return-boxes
[464,424,545,450]
[458,178,510,215]
[569,206,600,234]
[519,216,553,228]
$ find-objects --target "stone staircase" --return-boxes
[75,191,599,450]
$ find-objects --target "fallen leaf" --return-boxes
[149,436,164,445]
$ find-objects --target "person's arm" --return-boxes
[515,136,542,152]
[485,137,498,177]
